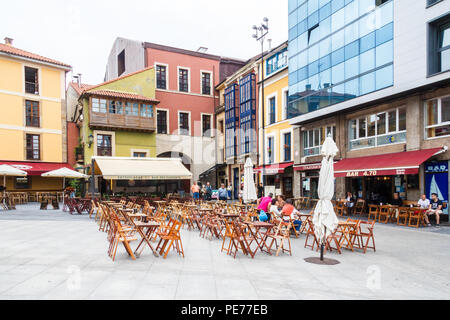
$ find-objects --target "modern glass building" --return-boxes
[287,0,394,118]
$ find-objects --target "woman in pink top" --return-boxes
[257,193,273,212]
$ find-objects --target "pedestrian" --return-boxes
[218,183,228,201]
[227,185,232,199]
[257,183,264,199]
[201,184,207,200]
[205,182,212,201]
[257,192,273,214]
[191,181,200,201]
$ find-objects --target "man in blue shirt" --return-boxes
[218,184,228,201]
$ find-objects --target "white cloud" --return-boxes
[0,0,287,84]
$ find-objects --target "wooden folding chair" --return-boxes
[353,199,366,216]
[335,201,345,216]
[367,204,379,221]
[229,221,257,259]
[354,220,376,253]
[378,205,391,224]
[397,207,410,226]
[304,216,319,251]
[266,221,292,256]
[155,219,184,259]
[408,208,427,228]
[282,213,300,238]
[220,219,235,255]
[108,214,138,261]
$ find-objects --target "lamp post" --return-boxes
[252,17,269,189]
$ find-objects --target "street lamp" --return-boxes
[252,17,269,190]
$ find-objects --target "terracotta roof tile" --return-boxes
[85,89,160,104]
[0,43,71,69]
[69,82,94,95]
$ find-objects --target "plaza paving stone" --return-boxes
[0,204,449,300]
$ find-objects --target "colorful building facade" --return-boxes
[254,42,293,198]
[0,38,72,192]
[78,67,160,194]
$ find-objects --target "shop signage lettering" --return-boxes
[346,170,377,177]
[425,163,448,173]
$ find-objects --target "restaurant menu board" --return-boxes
[425,162,449,215]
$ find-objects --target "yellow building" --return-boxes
[256,41,294,198]
[0,38,72,192]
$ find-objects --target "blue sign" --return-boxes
[425,162,448,215]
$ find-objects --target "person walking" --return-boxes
[191,181,200,201]
[257,183,264,199]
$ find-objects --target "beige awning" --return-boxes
[93,156,192,180]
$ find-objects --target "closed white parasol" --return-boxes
[312,134,339,261]
[243,157,258,204]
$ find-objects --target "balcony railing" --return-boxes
[89,108,156,132]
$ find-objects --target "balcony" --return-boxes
[88,93,158,133]
[90,111,156,132]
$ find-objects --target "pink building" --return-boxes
[104,38,245,187]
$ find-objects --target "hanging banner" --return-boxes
[425,162,449,215]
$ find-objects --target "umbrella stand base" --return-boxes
[304,257,340,265]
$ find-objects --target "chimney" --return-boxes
[77,73,82,87]
[324,83,330,88]
[268,39,272,51]
[4,37,13,46]
[305,84,312,90]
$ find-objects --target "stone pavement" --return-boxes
[0,205,449,300]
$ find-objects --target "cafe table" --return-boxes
[337,221,358,252]
[244,221,275,255]
[133,220,161,258]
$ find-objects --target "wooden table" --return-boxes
[337,221,358,251]
[245,221,275,255]
[133,221,160,257]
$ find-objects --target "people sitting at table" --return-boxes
[425,193,443,227]
[344,192,355,214]
[391,192,403,206]
[268,198,281,219]
[281,199,301,231]
[276,195,286,208]
[417,194,430,209]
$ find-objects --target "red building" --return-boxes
[103,38,245,188]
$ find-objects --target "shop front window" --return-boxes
[349,107,406,150]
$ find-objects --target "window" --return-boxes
[118,50,125,76]
[201,72,211,95]
[349,107,407,150]
[26,134,40,160]
[133,152,147,158]
[283,90,289,120]
[157,110,168,134]
[429,15,450,75]
[269,97,276,124]
[303,126,336,156]
[92,98,107,113]
[202,114,212,137]
[179,112,189,135]
[267,136,275,164]
[109,101,121,114]
[125,102,139,116]
[140,104,153,118]
[427,0,443,7]
[97,134,112,156]
[156,65,167,89]
[425,96,450,138]
[283,132,292,162]
[25,100,39,127]
[266,48,288,76]
[179,68,189,92]
[24,67,38,95]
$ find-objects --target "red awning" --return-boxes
[254,162,293,175]
[294,161,337,171]
[0,161,72,176]
[334,148,444,178]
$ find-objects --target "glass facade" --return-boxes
[288,0,394,118]
[239,73,257,155]
[225,84,240,159]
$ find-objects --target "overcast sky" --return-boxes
[1,0,288,84]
